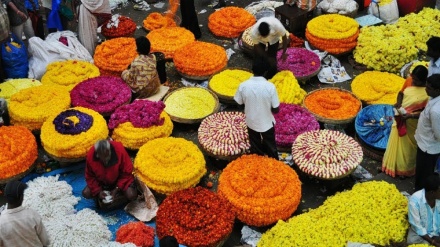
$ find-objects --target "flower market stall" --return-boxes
[207,68,253,104]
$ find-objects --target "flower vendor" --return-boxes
[427,36,440,76]
[82,139,137,204]
[121,36,161,99]
[0,180,50,247]
[234,58,280,160]
[407,175,440,246]
[249,16,288,79]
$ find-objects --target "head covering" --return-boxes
[4,180,28,201]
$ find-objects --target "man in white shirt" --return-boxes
[234,58,280,160]
[427,36,440,77]
[414,74,440,191]
[249,16,288,79]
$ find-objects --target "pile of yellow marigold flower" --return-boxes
[268,71,306,104]
[208,69,253,99]
[0,79,41,102]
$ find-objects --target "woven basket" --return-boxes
[239,27,290,55]
[295,65,321,81]
[207,67,252,104]
[0,163,36,184]
[176,64,227,81]
[99,68,123,77]
[354,134,385,162]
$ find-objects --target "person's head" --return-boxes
[426,74,440,98]
[4,180,28,207]
[411,65,428,87]
[426,36,440,60]
[258,22,270,37]
[159,236,179,247]
[423,175,440,193]
[252,58,269,77]
[94,139,111,166]
[136,36,151,55]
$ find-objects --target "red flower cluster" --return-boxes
[116,222,155,247]
[101,15,136,39]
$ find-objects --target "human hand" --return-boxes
[17,11,27,21]
[281,53,288,61]
[110,187,119,198]
[394,103,401,108]
[98,190,107,199]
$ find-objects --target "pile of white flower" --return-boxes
[317,0,358,15]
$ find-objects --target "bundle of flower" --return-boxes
[8,85,71,130]
[240,26,289,50]
[351,71,405,105]
[208,7,256,38]
[274,103,319,148]
[146,27,195,59]
[0,79,41,102]
[305,14,359,55]
[258,181,408,246]
[156,187,235,247]
[268,71,306,104]
[173,41,227,78]
[102,15,136,39]
[289,33,305,47]
[0,126,37,180]
[208,69,253,98]
[303,88,361,120]
[218,154,301,226]
[94,37,138,77]
[71,76,131,116]
[354,25,418,73]
[143,12,177,31]
[164,87,218,121]
[198,111,250,157]
[116,222,155,247]
[292,129,363,179]
[41,60,100,91]
[134,137,206,195]
[276,48,321,79]
[110,100,173,150]
[40,107,109,159]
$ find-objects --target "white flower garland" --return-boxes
[245,1,284,15]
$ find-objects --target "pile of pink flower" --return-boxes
[274,103,320,149]
[70,76,132,116]
[277,48,321,79]
[109,100,165,129]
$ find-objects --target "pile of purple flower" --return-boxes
[277,48,321,78]
[108,100,165,129]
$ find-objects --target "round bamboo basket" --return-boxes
[295,66,321,82]
[99,68,122,77]
[46,153,85,164]
[176,64,227,81]
[355,134,385,162]
[0,163,36,184]
[207,67,252,104]
[239,28,290,55]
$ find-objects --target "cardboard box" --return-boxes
[275,4,311,35]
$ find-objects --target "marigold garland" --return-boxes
[173,41,227,77]
[156,187,235,247]
[164,87,218,120]
[268,71,306,104]
[0,126,38,180]
[8,85,71,130]
[351,71,405,105]
[94,37,138,76]
[41,60,100,91]
[0,79,41,102]
[258,181,409,247]
[218,154,301,226]
[134,137,206,195]
[306,14,359,40]
[143,12,177,31]
[146,27,195,59]
[116,222,155,247]
[208,7,256,38]
[101,15,136,39]
[208,69,253,98]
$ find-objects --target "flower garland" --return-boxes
[198,111,250,157]
[143,12,177,31]
[156,187,235,247]
[274,103,319,148]
[71,76,131,115]
[0,79,41,102]
[173,41,227,77]
[40,107,109,159]
[303,88,361,120]
[276,48,321,78]
[208,7,256,38]
[146,27,195,59]
[258,181,408,247]
[101,15,136,38]
[41,60,100,91]
[8,85,71,130]
[208,69,253,98]
[164,87,218,120]
[218,154,301,226]
[134,137,206,195]
[305,29,358,55]
[351,71,405,105]
[94,37,138,76]
[292,129,363,179]
[0,126,38,180]
[116,222,155,247]
[268,71,306,104]
[289,33,305,47]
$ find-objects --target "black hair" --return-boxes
[5,180,28,205]
[427,36,440,51]
[159,236,179,247]
[258,22,270,37]
[424,175,440,192]
[411,65,428,86]
[136,36,151,55]
[427,74,440,90]
[252,58,269,76]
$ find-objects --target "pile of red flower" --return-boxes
[116,222,155,247]
[156,187,235,247]
[101,15,136,39]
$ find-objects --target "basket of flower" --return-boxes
[41,60,100,91]
[207,67,253,104]
[101,15,136,39]
[269,71,307,105]
[351,71,405,105]
[198,111,250,160]
[292,129,363,180]
[156,187,235,247]
[0,126,38,184]
[94,37,138,77]
[274,103,320,153]
[208,7,256,39]
[276,48,321,81]
[70,76,132,117]
[109,100,173,150]
[116,222,155,247]
[40,107,109,163]
[143,12,180,31]
[173,41,228,80]
[147,27,195,60]
[303,87,362,125]
[0,79,41,102]
[218,154,301,226]
[163,87,220,124]
[134,137,207,195]
[238,26,289,55]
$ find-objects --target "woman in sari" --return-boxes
[382,66,429,177]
